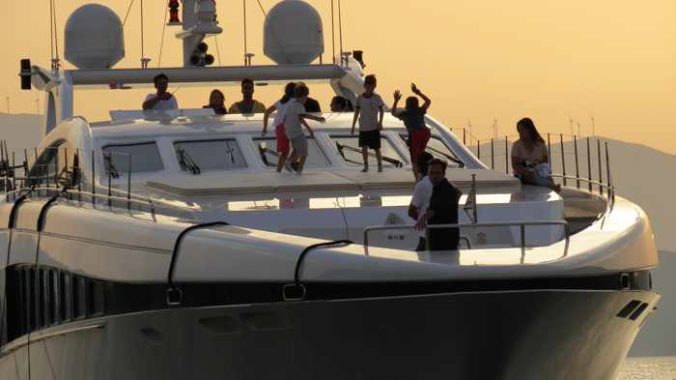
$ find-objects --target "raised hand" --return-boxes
[394,90,402,101]
[411,83,420,95]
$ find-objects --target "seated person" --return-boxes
[203,89,228,115]
[298,82,321,113]
[143,73,178,111]
[228,78,266,114]
[511,118,560,192]
[330,95,354,112]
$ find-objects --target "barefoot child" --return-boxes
[392,83,432,180]
[284,84,326,174]
[262,82,297,172]
[351,74,385,172]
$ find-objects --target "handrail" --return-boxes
[283,240,353,301]
[166,221,230,306]
[363,220,570,262]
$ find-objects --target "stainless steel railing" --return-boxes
[363,220,570,262]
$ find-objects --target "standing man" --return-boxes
[143,73,179,111]
[229,78,266,114]
[416,159,462,251]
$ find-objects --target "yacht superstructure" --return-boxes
[0,1,660,379]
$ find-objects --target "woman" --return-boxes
[511,118,560,192]
[203,89,228,115]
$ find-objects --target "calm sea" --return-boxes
[619,357,676,380]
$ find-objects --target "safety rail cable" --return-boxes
[363,220,570,261]
[166,221,230,306]
[283,240,353,301]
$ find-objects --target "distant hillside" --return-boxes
[0,113,43,154]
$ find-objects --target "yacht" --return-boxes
[0,1,660,379]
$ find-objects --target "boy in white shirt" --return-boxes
[351,74,385,172]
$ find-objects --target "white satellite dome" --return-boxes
[264,0,324,65]
[65,4,125,70]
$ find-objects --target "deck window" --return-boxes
[331,135,406,168]
[174,139,247,172]
[255,137,330,169]
[102,142,164,174]
[398,134,465,168]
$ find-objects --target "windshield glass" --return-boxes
[255,137,330,169]
[332,135,405,168]
[398,134,464,168]
[102,142,164,174]
[174,139,247,172]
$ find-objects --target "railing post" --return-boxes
[547,134,552,166]
[597,139,603,196]
[91,149,96,205]
[477,139,481,160]
[463,128,467,145]
[107,153,112,208]
[504,136,509,174]
[559,134,567,186]
[520,224,526,264]
[127,154,132,210]
[490,139,495,169]
[573,135,580,189]
[605,142,614,205]
[586,137,592,192]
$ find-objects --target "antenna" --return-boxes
[590,116,596,136]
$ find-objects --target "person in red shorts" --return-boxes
[263,82,297,172]
[392,83,432,180]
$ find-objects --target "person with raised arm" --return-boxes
[392,83,432,180]
[143,73,178,111]
[351,74,385,172]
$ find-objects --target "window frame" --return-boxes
[101,141,165,175]
[173,138,249,173]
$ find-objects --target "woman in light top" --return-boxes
[203,89,228,115]
[511,118,560,192]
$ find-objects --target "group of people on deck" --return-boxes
[143,73,559,191]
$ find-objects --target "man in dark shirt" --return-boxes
[416,158,462,251]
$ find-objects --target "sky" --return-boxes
[0,0,674,153]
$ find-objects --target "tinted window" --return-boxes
[255,137,330,169]
[332,135,405,168]
[174,139,247,172]
[102,142,164,174]
[398,134,464,168]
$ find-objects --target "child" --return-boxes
[392,83,432,180]
[263,82,297,172]
[351,74,385,172]
[284,84,326,174]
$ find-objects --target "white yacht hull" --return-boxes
[0,288,658,380]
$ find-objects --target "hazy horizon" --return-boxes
[0,0,674,153]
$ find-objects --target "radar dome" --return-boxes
[65,4,125,69]
[264,0,324,65]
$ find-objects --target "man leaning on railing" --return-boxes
[415,158,463,251]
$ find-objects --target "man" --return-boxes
[302,83,322,113]
[408,152,434,251]
[143,73,178,111]
[229,78,266,114]
[415,158,462,251]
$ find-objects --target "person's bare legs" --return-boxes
[361,147,369,172]
[276,152,289,172]
[375,149,383,172]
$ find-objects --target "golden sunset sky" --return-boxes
[1,0,674,153]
